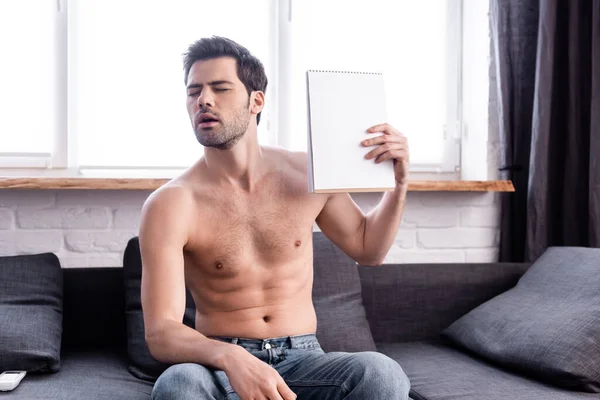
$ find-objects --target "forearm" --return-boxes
[146,320,244,371]
[362,184,408,265]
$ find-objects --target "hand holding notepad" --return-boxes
[362,122,410,187]
[306,70,409,193]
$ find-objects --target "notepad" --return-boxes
[306,70,396,193]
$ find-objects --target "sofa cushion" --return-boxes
[0,351,153,400]
[0,253,63,373]
[442,247,600,393]
[123,237,196,382]
[312,232,376,352]
[378,341,598,400]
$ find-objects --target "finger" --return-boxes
[261,379,284,400]
[277,381,297,400]
[365,143,408,160]
[366,123,402,135]
[375,150,409,164]
[265,389,284,400]
[362,134,406,148]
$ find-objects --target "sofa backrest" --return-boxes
[359,262,532,343]
[62,267,126,352]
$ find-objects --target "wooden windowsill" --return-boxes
[0,177,515,192]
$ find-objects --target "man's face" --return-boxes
[186,57,253,150]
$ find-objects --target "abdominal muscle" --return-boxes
[189,260,318,340]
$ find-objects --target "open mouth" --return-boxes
[200,116,219,123]
[197,114,220,128]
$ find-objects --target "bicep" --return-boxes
[139,189,190,331]
[315,193,366,260]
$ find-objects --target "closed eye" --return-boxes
[187,89,228,97]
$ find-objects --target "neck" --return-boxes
[201,127,267,191]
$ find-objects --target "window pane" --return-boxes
[72,0,273,168]
[0,1,56,153]
[291,0,449,164]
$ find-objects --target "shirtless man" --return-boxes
[141,36,411,400]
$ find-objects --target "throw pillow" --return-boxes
[0,253,63,373]
[442,246,600,393]
[123,237,196,382]
[312,232,377,352]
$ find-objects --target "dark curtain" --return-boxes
[491,0,600,262]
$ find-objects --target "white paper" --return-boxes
[306,70,396,193]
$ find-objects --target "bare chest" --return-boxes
[186,180,325,275]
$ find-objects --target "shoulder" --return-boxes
[141,160,209,216]
[263,146,307,175]
[139,179,198,244]
[142,181,195,217]
[262,146,328,200]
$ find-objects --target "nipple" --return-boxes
[294,240,302,247]
[215,262,223,269]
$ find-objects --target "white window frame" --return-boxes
[0,0,484,179]
[275,0,463,175]
[441,0,463,174]
[0,0,68,171]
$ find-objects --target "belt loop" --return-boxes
[231,338,238,345]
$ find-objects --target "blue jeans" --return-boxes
[151,334,410,399]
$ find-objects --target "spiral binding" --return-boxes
[307,69,382,75]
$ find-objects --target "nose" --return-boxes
[197,88,214,108]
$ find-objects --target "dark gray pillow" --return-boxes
[0,253,63,373]
[442,246,600,393]
[123,237,196,382]
[312,232,376,352]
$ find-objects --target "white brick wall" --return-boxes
[351,192,500,264]
[0,189,500,267]
[0,189,148,268]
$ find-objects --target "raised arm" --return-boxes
[315,123,409,266]
[315,186,407,266]
[139,185,239,369]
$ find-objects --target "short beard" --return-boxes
[194,102,251,150]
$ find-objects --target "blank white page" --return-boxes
[306,70,396,193]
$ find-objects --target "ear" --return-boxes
[249,91,265,116]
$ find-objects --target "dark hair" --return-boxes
[183,36,268,125]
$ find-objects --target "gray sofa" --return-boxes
[360,262,600,400]
[1,233,598,399]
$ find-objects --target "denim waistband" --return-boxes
[210,333,320,351]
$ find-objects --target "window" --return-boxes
[70,0,275,173]
[0,0,478,177]
[0,0,58,168]
[288,0,461,172]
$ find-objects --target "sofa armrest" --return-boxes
[358,262,531,343]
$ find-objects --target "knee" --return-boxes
[151,363,209,400]
[351,352,411,399]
